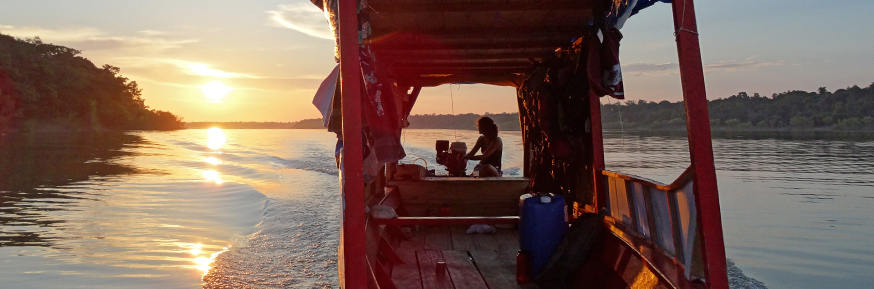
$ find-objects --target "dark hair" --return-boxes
[477,116,498,138]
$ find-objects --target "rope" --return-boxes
[411,157,428,170]
[607,97,627,150]
[673,0,699,37]
[450,84,458,141]
[607,97,625,133]
[617,101,625,133]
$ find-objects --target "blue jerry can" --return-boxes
[519,194,568,276]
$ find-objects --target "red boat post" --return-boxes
[671,0,729,288]
[338,0,367,287]
[589,92,607,213]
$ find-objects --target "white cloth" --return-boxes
[370,205,398,219]
[466,224,496,234]
[312,64,339,128]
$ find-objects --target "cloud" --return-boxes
[0,25,103,41]
[704,60,787,72]
[138,30,167,36]
[622,59,788,76]
[622,62,679,76]
[72,37,196,52]
[267,3,334,40]
[0,25,196,53]
[114,57,262,79]
[129,76,198,88]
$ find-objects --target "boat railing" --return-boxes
[600,166,704,281]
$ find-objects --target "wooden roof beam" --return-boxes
[379,51,553,62]
[399,73,524,87]
[368,1,594,13]
[391,59,535,66]
[372,26,584,38]
[372,40,571,51]
[392,66,532,75]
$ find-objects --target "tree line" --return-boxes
[0,33,184,132]
[601,83,874,131]
[186,121,304,129]
[407,112,521,131]
[278,113,522,130]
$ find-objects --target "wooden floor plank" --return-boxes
[494,228,519,255]
[443,250,489,289]
[469,250,523,289]
[425,226,453,250]
[399,226,426,250]
[471,231,500,252]
[417,250,453,289]
[393,237,424,289]
[450,225,477,251]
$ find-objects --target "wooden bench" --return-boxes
[374,216,520,226]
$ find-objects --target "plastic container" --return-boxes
[450,141,467,153]
[516,250,531,284]
[518,194,567,276]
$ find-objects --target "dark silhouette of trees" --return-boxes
[407,112,521,131]
[283,113,522,130]
[0,33,184,131]
[601,83,874,131]
[185,121,306,129]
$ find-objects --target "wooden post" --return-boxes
[517,97,530,177]
[671,0,729,288]
[338,0,366,287]
[589,92,607,213]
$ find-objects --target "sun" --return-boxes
[200,81,233,101]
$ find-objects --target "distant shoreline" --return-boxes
[184,117,871,134]
[180,123,874,134]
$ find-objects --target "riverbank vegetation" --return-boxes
[265,113,523,130]
[196,82,873,133]
[383,83,874,132]
[0,33,184,132]
[602,83,874,131]
[407,113,521,131]
[186,121,304,129]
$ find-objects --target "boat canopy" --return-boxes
[310,0,670,87]
[319,1,729,288]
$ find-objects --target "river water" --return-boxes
[0,129,872,288]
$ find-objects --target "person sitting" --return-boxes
[465,116,503,177]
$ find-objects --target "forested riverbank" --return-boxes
[601,83,874,131]
[0,33,184,132]
[286,82,874,133]
[288,83,874,132]
[189,80,874,133]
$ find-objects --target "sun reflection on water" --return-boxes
[202,170,223,184]
[207,127,227,150]
[204,157,222,165]
[186,243,229,276]
[190,243,203,255]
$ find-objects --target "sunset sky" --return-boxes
[1,0,872,122]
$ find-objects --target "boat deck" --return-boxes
[391,225,524,289]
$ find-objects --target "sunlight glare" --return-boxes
[189,244,230,276]
[190,243,203,255]
[207,127,226,150]
[194,257,211,272]
[181,242,230,276]
[199,81,232,101]
[204,157,222,165]
[202,170,223,184]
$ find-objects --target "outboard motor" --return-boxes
[435,140,468,176]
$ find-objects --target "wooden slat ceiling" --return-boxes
[365,0,597,87]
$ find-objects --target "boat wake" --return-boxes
[727,259,768,289]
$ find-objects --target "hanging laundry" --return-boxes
[586,27,625,100]
[312,65,340,128]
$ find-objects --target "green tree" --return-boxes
[0,32,184,131]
